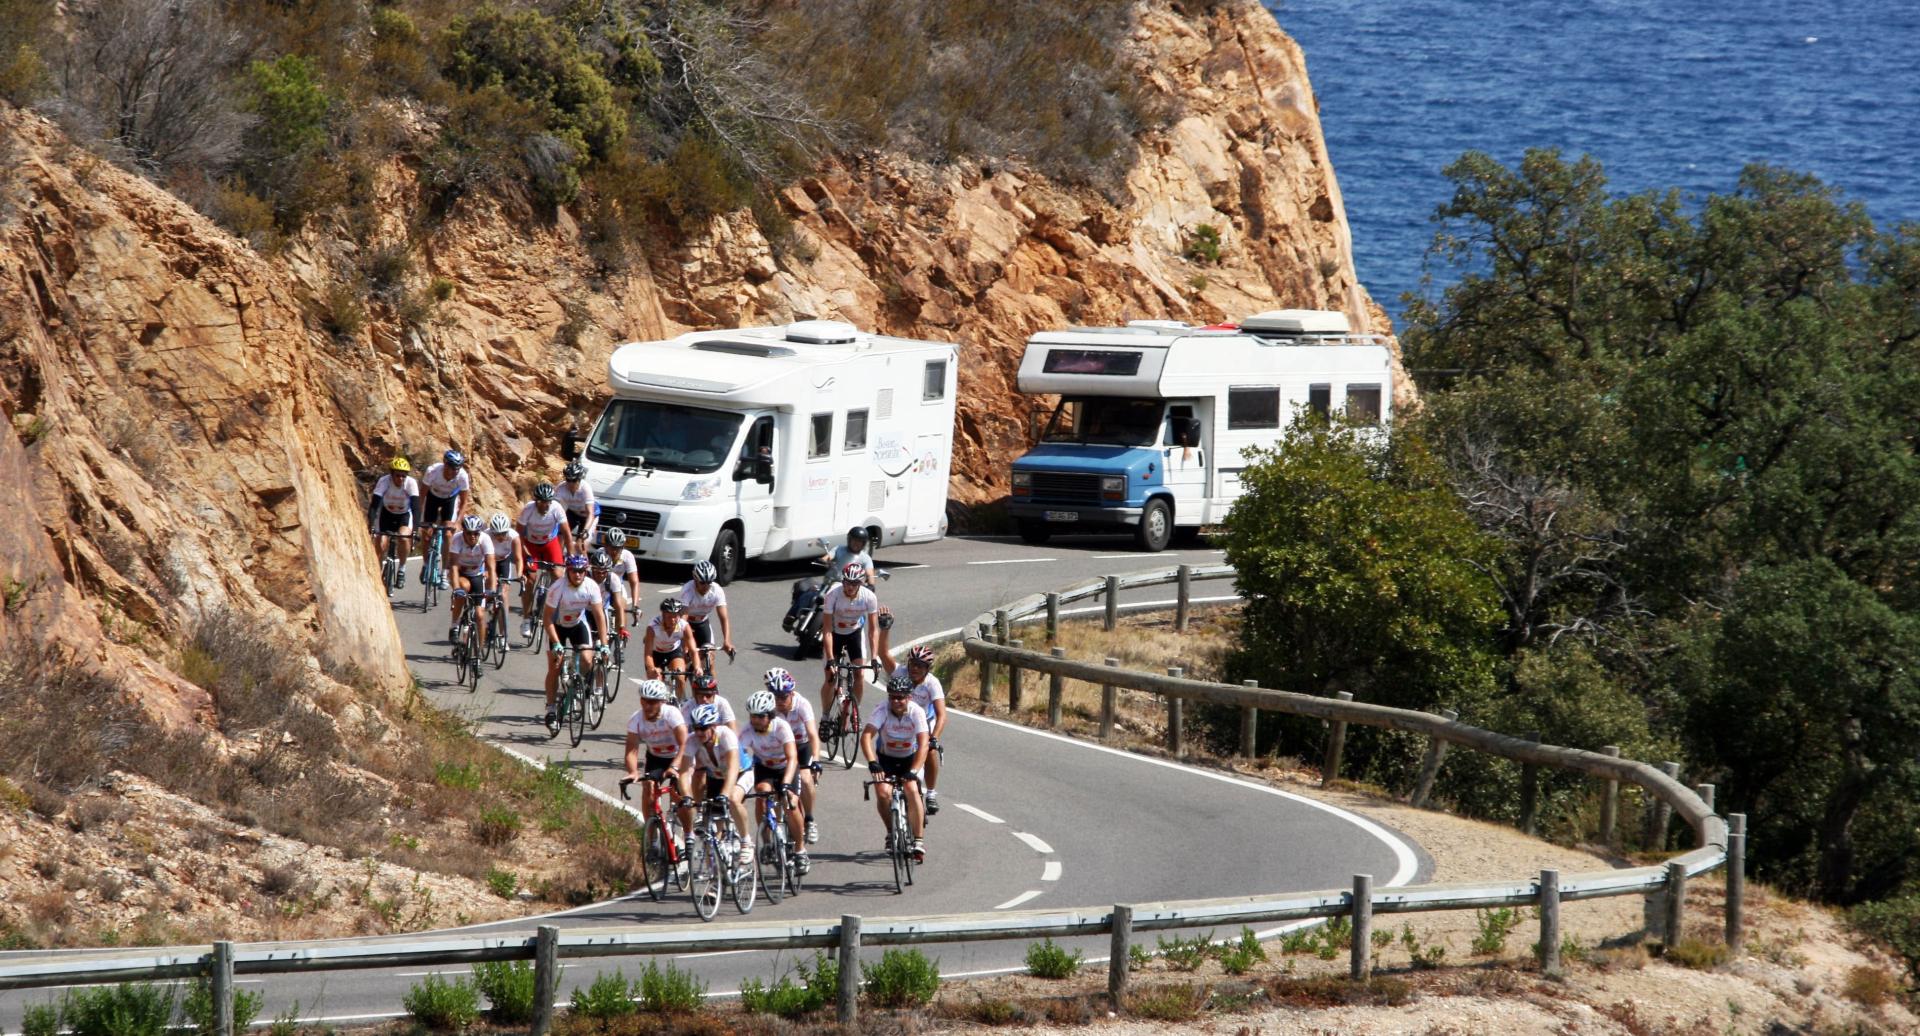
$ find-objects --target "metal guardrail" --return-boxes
[0,564,1748,1036]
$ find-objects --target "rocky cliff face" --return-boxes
[0,0,1383,934]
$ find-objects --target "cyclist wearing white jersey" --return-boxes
[367,457,420,587]
[741,691,807,874]
[420,449,470,590]
[601,530,643,622]
[879,643,947,815]
[679,673,737,732]
[674,702,752,865]
[819,562,880,715]
[678,561,734,663]
[862,674,929,860]
[489,513,521,587]
[444,516,497,643]
[645,597,704,689]
[623,680,688,832]
[516,483,571,640]
[588,550,630,695]
[765,668,822,845]
[542,554,606,734]
[556,462,597,551]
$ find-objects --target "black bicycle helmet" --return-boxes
[533,482,555,502]
[887,674,914,696]
[660,597,687,615]
[846,525,869,544]
[588,548,611,569]
[563,462,586,481]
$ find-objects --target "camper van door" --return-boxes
[734,415,776,555]
[1162,401,1209,525]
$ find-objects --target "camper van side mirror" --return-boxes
[753,459,774,486]
[732,458,753,482]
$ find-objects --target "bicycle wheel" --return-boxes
[731,830,758,914]
[834,701,859,770]
[689,834,722,921]
[641,817,668,903]
[606,644,624,705]
[422,536,439,611]
[567,676,588,748]
[585,661,607,729]
[889,830,905,894]
[466,623,482,691]
[759,822,785,905]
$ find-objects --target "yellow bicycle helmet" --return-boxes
[389,456,412,472]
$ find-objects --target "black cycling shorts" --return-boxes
[651,648,687,671]
[752,762,790,789]
[423,494,459,525]
[642,757,678,784]
[794,741,814,769]
[375,510,412,535]
[875,754,918,780]
[829,634,867,664]
[689,616,716,649]
[555,612,601,648]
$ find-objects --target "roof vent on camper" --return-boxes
[784,320,860,345]
[692,340,797,358]
[1126,320,1193,332]
[1239,309,1351,336]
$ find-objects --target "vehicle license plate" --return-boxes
[1044,511,1079,522]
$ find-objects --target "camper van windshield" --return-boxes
[1041,397,1162,447]
[587,400,743,474]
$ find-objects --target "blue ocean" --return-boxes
[1267,0,1920,327]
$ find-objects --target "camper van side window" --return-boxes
[923,360,947,401]
[845,409,869,451]
[1227,388,1280,430]
[809,413,833,459]
[1345,385,1383,425]
[1307,384,1332,421]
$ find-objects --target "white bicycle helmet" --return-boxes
[688,703,722,729]
[691,559,718,584]
[639,679,672,702]
[489,513,512,535]
[746,690,776,715]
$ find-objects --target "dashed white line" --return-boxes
[955,803,1004,824]
[1013,831,1054,854]
[1041,861,1063,882]
[994,890,1044,910]
[966,557,1057,566]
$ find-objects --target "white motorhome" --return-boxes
[584,321,958,583]
[1008,310,1393,550]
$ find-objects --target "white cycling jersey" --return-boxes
[647,615,691,652]
[740,717,795,768]
[555,480,595,516]
[677,580,726,621]
[774,695,816,745]
[545,578,603,628]
[519,501,568,544]
[678,695,735,726]
[490,528,520,558]
[683,725,741,775]
[891,665,946,715]
[372,474,418,514]
[446,532,495,574]
[610,548,638,581]
[627,704,687,759]
[824,586,879,636]
[421,462,470,500]
[598,574,628,602]
[865,703,928,759]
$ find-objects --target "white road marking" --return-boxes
[955,803,1003,824]
[676,950,754,959]
[1013,831,1054,854]
[994,890,1044,910]
[966,557,1057,566]
[1041,861,1063,881]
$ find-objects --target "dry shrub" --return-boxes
[1126,983,1207,1022]
[1588,943,1651,972]
[1841,964,1899,1007]
[1264,974,1413,1008]
[65,795,124,833]
[257,861,308,898]
[0,648,128,792]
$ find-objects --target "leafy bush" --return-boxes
[738,953,835,1017]
[60,982,177,1036]
[180,978,263,1036]
[1155,932,1214,972]
[1851,893,1920,981]
[1470,907,1522,955]
[1216,928,1267,975]
[473,960,537,1022]
[1183,224,1222,264]
[243,55,331,160]
[485,868,519,899]
[637,961,706,1012]
[570,971,636,1019]
[1661,937,1729,970]
[1024,938,1083,979]
[21,1002,59,1036]
[442,6,626,166]
[472,806,523,847]
[402,973,480,1030]
[861,948,939,1008]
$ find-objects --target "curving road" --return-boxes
[0,535,1428,1030]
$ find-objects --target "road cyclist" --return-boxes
[818,561,882,719]
[673,702,756,913]
[862,673,931,862]
[488,513,521,648]
[645,596,704,694]
[516,483,571,642]
[556,462,598,553]
[764,667,823,847]
[880,643,947,815]
[588,549,631,703]
[541,554,607,735]
[366,457,420,592]
[601,530,643,624]
[740,690,809,881]
[419,449,471,592]
[444,514,497,646]
[622,679,690,868]
[679,672,737,733]
[678,560,736,669]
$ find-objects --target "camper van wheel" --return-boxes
[1135,498,1173,553]
[708,527,742,585]
[1015,519,1052,546]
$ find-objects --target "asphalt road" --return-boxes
[0,534,1428,1030]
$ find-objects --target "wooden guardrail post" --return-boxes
[1647,761,1680,850]
[837,914,861,1026]
[210,941,234,1036]
[1165,667,1185,756]
[1100,658,1119,740]
[1409,709,1456,808]
[1349,874,1372,980]
[1045,592,1060,643]
[531,925,559,1036]
[1726,813,1746,951]
[976,622,994,704]
[1518,730,1542,836]
[1538,870,1561,977]
[1322,691,1353,785]
[1104,575,1119,631]
[1047,647,1065,728]
[1174,564,1192,631]
[1008,640,1025,712]
[1598,745,1621,846]
[1108,904,1134,1004]
[1663,862,1688,948]
[1239,680,1259,758]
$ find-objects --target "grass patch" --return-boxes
[738,953,835,1018]
[1126,983,1206,1021]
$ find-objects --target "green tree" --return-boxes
[442,5,628,162]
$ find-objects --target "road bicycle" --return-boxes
[377,532,413,598]
[865,774,917,893]
[448,589,487,692]
[484,582,512,670]
[620,776,691,902]
[549,643,595,747]
[590,632,627,729]
[420,524,450,611]
[746,787,803,904]
[683,790,756,920]
[521,562,559,652]
[818,656,878,769]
